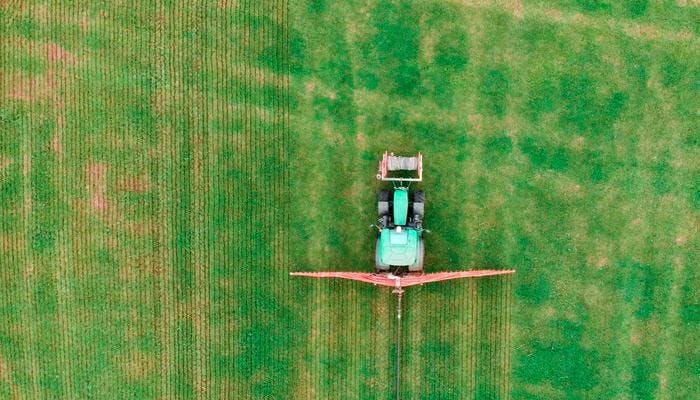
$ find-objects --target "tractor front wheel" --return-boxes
[378,189,390,217]
[413,190,425,220]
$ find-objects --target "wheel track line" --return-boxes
[144,9,161,392]
[262,0,274,394]
[272,1,291,397]
[0,12,21,399]
[495,278,502,398]
[500,277,506,398]
[337,4,366,395]
[472,279,478,400]
[153,3,175,397]
[261,0,274,394]
[244,0,256,392]
[191,2,211,398]
[221,3,234,396]
[453,1,697,43]
[411,290,424,398]
[500,277,506,400]
[247,0,257,394]
[335,3,382,395]
[115,7,133,396]
[44,3,77,397]
[506,275,512,399]
[240,0,249,395]
[654,255,687,399]
[144,5,160,398]
[174,5,193,395]
[277,0,292,398]
[490,279,497,398]
[289,26,334,398]
[471,281,478,400]
[499,278,505,398]
[478,280,485,398]
[283,0,299,396]
[230,1,242,395]
[71,31,87,398]
[19,74,42,400]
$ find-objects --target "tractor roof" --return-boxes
[378,228,419,266]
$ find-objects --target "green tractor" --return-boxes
[374,152,426,273]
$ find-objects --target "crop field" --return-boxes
[0,0,698,399]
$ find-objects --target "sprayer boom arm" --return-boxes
[290,270,514,289]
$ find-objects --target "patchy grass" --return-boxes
[0,0,697,399]
[292,0,698,398]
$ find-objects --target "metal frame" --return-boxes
[377,151,423,182]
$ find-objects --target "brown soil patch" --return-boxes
[571,136,585,150]
[512,0,524,19]
[8,72,58,102]
[468,114,483,133]
[236,64,284,87]
[152,89,167,115]
[421,29,440,62]
[119,261,137,283]
[88,163,108,212]
[23,152,32,214]
[0,355,8,381]
[322,123,344,144]
[51,135,63,155]
[630,331,641,345]
[45,43,75,64]
[355,132,367,150]
[122,352,156,381]
[596,257,609,268]
[0,156,13,172]
[675,234,687,246]
[79,13,91,32]
[0,234,25,253]
[105,237,118,249]
[218,0,240,8]
[126,222,155,236]
[31,4,48,23]
[51,115,65,155]
[622,23,663,41]
[305,81,316,93]
[116,174,151,193]
[544,8,564,20]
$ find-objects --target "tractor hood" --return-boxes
[393,189,408,225]
[378,228,419,266]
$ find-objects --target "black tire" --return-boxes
[413,190,425,219]
[378,189,390,202]
[414,190,425,203]
[378,189,390,217]
[378,201,389,217]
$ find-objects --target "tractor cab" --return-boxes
[375,152,425,272]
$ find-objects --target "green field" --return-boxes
[1,0,698,399]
